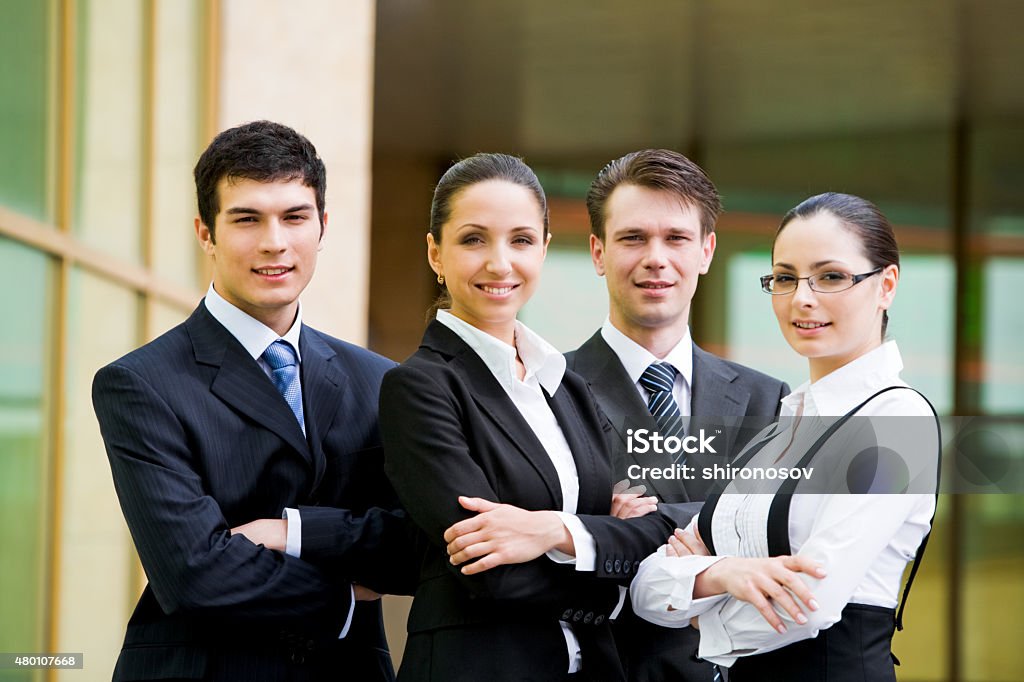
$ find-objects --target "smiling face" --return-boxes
[590,184,715,351]
[427,179,548,343]
[195,177,324,336]
[771,211,898,381]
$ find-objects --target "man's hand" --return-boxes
[231,518,287,552]
[610,480,659,519]
[665,527,710,557]
[443,497,571,575]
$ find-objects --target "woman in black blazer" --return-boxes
[379,153,674,682]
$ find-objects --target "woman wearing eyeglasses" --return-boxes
[629,192,941,681]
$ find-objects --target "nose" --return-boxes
[640,240,668,270]
[791,277,817,307]
[258,219,288,253]
[485,244,512,275]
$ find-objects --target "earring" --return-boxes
[437,274,445,285]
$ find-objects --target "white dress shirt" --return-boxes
[437,310,599,673]
[601,318,693,415]
[630,341,937,667]
[204,284,355,639]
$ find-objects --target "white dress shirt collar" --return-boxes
[436,310,566,395]
[600,318,693,389]
[203,283,303,361]
[781,340,905,417]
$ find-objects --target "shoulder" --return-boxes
[858,384,936,418]
[305,327,397,378]
[695,345,788,392]
[96,322,191,381]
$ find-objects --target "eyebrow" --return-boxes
[773,260,848,270]
[455,223,540,232]
[224,203,315,215]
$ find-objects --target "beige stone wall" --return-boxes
[219,0,377,345]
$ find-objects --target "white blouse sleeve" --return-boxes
[696,493,931,667]
[629,519,730,627]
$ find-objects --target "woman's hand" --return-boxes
[696,556,825,633]
[230,518,287,551]
[443,497,572,575]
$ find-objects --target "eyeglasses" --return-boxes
[760,267,883,295]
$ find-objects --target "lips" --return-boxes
[253,266,293,277]
[792,321,830,329]
[476,283,520,296]
[636,280,674,289]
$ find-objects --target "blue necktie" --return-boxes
[639,362,686,461]
[263,340,305,435]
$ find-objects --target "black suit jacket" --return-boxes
[566,330,789,682]
[379,321,675,682]
[92,302,411,682]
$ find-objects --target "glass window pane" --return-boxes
[56,269,139,672]
[0,1,51,220]
[518,248,607,352]
[73,0,144,263]
[151,0,201,290]
[982,258,1024,414]
[0,237,52,665]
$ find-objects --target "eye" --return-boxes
[819,271,849,282]
[667,234,691,242]
[285,214,308,222]
[773,274,796,284]
[461,235,483,245]
[233,216,257,223]
[620,234,643,242]
[512,236,534,245]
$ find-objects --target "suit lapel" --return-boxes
[188,304,313,467]
[426,322,563,508]
[691,344,749,417]
[570,333,680,501]
[299,327,347,488]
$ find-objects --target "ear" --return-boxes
[878,264,899,311]
[698,232,716,275]
[195,217,215,256]
[426,233,442,278]
[542,231,551,259]
[319,211,329,249]
[589,234,606,276]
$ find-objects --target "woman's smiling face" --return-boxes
[427,179,548,342]
[770,211,898,381]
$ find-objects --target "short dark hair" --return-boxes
[428,153,548,317]
[774,192,900,338]
[193,120,326,241]
[586,149,721,240]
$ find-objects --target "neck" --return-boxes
[808,337,882,383]
[609,314,688,359]
[447,309,517,347]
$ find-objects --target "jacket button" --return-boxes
[604,559,613,573]
[614,559,622,573]
[290,652,305,665]
[584,612,594,624]
[573,610,584,622]
[622,560,632,573]
[594,615,605,626]
[562,609,573,620]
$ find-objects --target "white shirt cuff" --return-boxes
[283,507,302,558]
[610,585,628,620]
[546,512,596,571]
[697,606,740,667]
[338,584,355,639]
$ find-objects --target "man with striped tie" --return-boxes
[92,121,409,681]
[566,149,789,682]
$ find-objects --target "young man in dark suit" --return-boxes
[92,121,409,682]
[565,149,790,682]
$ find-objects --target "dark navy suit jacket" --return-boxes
[93,302,411,682]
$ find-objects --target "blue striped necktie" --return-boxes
[639,362,686,460]
[262,340,305,435]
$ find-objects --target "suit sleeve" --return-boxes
[93,363,351,637]
[379,363,618,612]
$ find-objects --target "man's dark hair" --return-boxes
[586,149,721,240]
[193,120,326,241]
